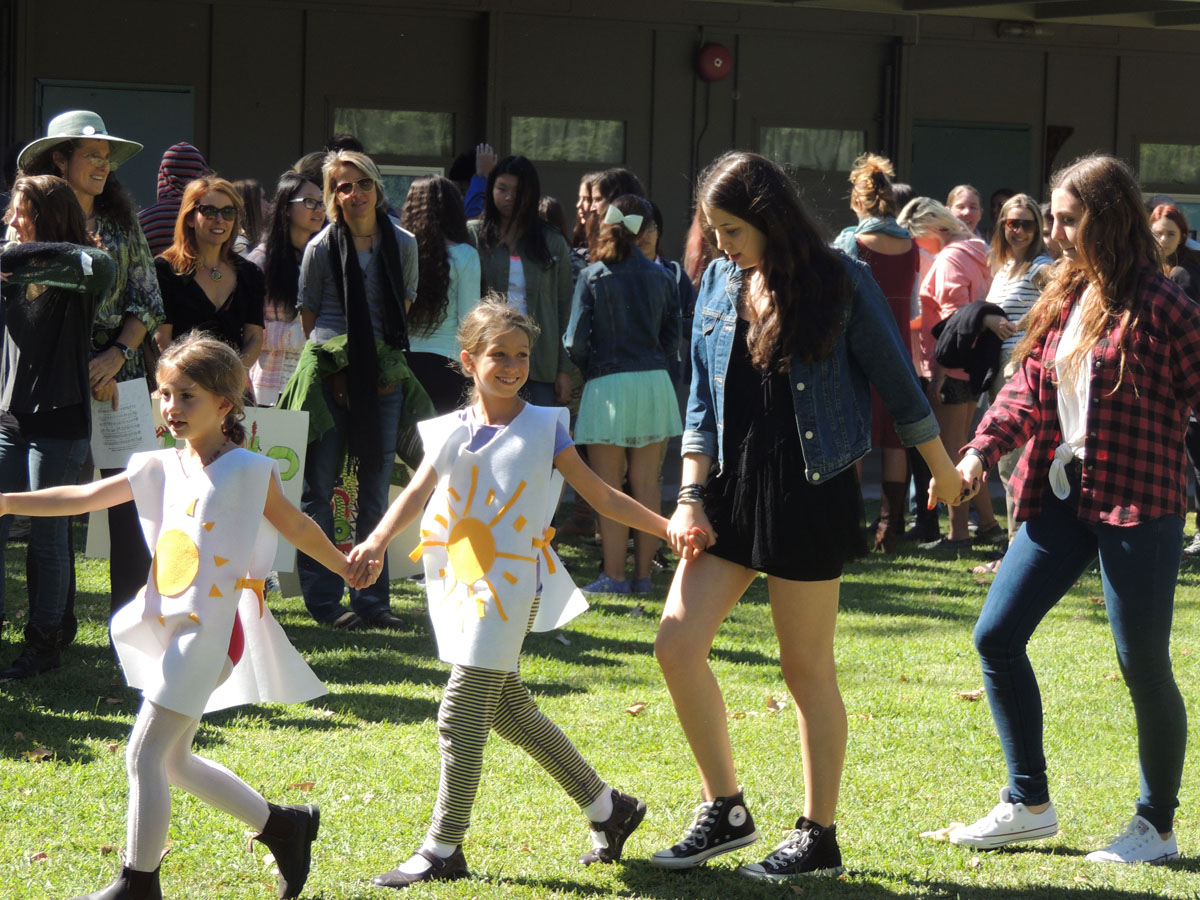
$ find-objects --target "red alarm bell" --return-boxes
[696,43,732,82]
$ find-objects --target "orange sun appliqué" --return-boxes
[411,465,540,626]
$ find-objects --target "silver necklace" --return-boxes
[208,264,223,281]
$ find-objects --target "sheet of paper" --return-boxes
[89,378,157,469]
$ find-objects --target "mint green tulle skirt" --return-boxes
[573,369,682,447]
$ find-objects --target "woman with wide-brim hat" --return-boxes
[16,110,164,642]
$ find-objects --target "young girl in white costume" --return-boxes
[0,333,375,900]
[350,297,674,889]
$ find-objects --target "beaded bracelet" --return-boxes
[677,482,705,506]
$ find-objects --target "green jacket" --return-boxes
[278,334,434,453]
[467,221,576,384]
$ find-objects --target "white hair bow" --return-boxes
[603,204,643,234]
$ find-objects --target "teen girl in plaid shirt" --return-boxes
[949,155,1200,864]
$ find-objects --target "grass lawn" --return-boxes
[2,512,1199,899]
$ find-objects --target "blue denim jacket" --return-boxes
[563,250,680,379]
[682,256,939,482]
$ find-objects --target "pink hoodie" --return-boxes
[919,236,992,383]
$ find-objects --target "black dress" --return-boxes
[702,317,865,581]
[156,256,265,351]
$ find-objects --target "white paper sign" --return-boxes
[86,406,310,573]
[89,378,157,468]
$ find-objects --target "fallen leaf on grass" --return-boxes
[1181,648,1192,656]
[23,747,52,762]
[289,781,315,792]
[362,792,375,803]
[1087,596,1105,606]
[858,713,873,721]
[314,708,336,719]
[625,702,648,716]
[1105,672,1121,681]
[731,710,746,719]
[29,851,48,862]
[519,843,532,853]
[919,823,965,841]
[16,787,33,795]
[1074,874,1089,883]
[555,634,571,646]
[107,743,120,754]
[13,731,25,742]
[766,695,787,713]
[955,688,985,701]
[968,856,981,869]
[629,604,645,618]
[100,845,116,855]
[899,675,908,683]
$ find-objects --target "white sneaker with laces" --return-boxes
[1085,815,1179,864]
[948,787,1059,849]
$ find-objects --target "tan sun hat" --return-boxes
[17,110,144,172]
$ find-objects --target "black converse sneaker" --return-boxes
[738,816,844,880]
[579,789,647,865]
[649,790,759,868]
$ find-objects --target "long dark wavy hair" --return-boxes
[697,151,849,370]
[21,140,137,230]
[262,172,321,321]
[6,174,93,244]
[476,155,552,267]
[401,175,471,336]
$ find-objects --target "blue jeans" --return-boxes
[0,428,89,629]
[297,382,404,623]
[974,466,1185,832]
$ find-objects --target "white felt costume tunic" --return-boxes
[111,448,326,718]
[414,404,587,671]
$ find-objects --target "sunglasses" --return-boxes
[77,152,113,170]
[1004,219,1037,233]
[334,177,376,196]
[290,197,326,211]
[196,204,238,222]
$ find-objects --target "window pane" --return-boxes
[1139,143,1200,185]
[511,116,624,164]
[760,126,863,172]
[333,108,454,157]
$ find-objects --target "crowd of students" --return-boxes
[1,107,1198,896]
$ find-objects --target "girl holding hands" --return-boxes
[653,152,965,880]
[949,155,1199,864]
[1,333,375,900]
[349,297,679,889]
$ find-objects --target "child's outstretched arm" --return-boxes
[347,460,439,586]
[554,446,669,540]
[0,472,133,518]
[262,477,369,588]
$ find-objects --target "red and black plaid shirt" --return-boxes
[969,266,1200,526]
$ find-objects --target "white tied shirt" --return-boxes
[1049,295,1093,498]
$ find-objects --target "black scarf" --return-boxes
[327,210,409,471]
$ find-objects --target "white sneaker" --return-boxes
[948,787,1059,849]
[1085,815,1179,864]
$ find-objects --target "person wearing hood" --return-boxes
[906,198,1002,550]
[138,142,210,256]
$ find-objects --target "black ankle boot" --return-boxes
[253,802,320,899]
[0,623,61,680]
[68,864,162,900]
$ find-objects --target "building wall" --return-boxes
[5,1,1200,255]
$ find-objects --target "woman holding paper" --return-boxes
[0,174,114,679]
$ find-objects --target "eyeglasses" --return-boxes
[334,177,376,197]
[195,204,238,222]
[78,152,112,170]
[290,197,326,211]
[1004,219,1037,234]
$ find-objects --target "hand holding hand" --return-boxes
[954,453,986,505]
[346,540,385,589]
[668,504,717,561]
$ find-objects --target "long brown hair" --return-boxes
[591,195,650,265]
[401,175,471,336]
[698,151,849,370]
[987,193,1046,278]
[160,175,245,276]
[848,153,897,218]
[1148,203,1195,273]
[6,174,93,244]
[21,140,137,229]
[1013,155,1159,392]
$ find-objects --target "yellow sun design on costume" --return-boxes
[412,465,553,625]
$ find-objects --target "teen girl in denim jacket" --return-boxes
[652,151,965,880]
[949,155,1200,865]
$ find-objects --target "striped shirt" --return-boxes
[985,255,1052,356]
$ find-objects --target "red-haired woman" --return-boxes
[154,176,265,375]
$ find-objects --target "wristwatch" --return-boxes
[111,340,137,361]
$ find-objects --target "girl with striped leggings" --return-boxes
[350,297,674,889]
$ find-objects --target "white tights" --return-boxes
[124,700,269,871]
